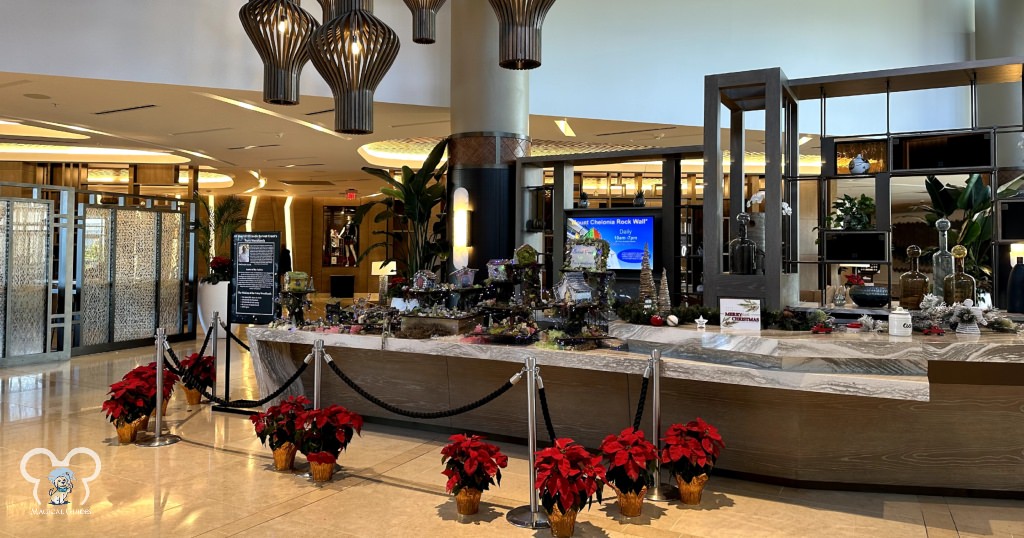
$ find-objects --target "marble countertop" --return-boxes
[247,326,935,402]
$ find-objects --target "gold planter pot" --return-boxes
[675,473,709,505]
[546,504,579,538]
[149,395,170,418]
[610,484,647,517]
[183,387,202,406]
[138,414,150,432]
[454,487,482,515]
[272,442,298,471]
[114,419,140,444]
[309,461,336,482]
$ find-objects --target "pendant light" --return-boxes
[487,0,557,70]
[402,0,447,44]
[317,0,372,20]
[308,5,400,134]
[239,0,319,105]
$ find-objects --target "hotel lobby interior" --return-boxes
[1,1,1024,537]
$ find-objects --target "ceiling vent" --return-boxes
[596,126,675,137]
[280,180,334,186]
[94,104,157,115]
[227,144,280,150]
[305,108,334,116]
[170,127,233,136]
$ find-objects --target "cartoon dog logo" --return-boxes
[47,468,75,505]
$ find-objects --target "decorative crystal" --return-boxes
[943,245,976,305]
[932,218,953,296]
[899,245,929,310]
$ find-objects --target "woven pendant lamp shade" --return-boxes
[317,0,373,21]
[308,9,400,134]
[402,0,447,44]
[487,0,557,70]
[239,0,319,105]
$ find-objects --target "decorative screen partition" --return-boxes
[80,207,112,346]
[159,212,183,336]
[113,210,158,342]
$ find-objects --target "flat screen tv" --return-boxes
[566,214,656,270]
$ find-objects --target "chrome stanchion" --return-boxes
[138,328,181,447]
[645,348,678,501]
[312,339,324,409]
[507,356,550,529]
[210,312,220,400]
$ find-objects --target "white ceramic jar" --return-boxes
[889,306,913,337]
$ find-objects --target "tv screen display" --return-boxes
[567,215,655,270]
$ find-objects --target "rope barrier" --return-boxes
[632,374,650,432]
[324,353,522,419]
[537,382,557,443]
[164,345,310,408]
[220,322,251,353]
[196,324,213,359]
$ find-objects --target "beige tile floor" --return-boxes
[1,337,1023,537]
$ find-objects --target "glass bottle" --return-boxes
[632,189,646,207]
[899,245,929,310]
[729,212,759,275]
[943,245,976,305]
[932,218,953,297]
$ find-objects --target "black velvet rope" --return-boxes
[632,374,650,432]
[196,325,213,358]
[164,346,308,408]
[220,322,251,352]
[537,386,557,442]
[325,358,516,419]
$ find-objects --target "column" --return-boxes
[448,0,531,273]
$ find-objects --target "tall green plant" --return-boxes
[354,138,450,278]
[194,194,248,263]
[915,174,993,286]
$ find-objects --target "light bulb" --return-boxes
[350,40,362,55]
[277,17,289,33]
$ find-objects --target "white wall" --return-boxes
[0,0,978,133]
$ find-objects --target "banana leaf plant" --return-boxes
[914,174,993,288]
[354,138,450,279]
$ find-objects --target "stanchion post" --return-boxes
[507,356,549,529]
[645,348,678,501]
[138,328,182,447]
[211,312,220,399]
[313,339,324,409]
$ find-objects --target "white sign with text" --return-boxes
[719,298,762,331]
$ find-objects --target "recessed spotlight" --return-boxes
[24,93,51,100]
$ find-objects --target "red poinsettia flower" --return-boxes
[440,433,508,495]
[844,274,865,287]
[600,427,658,495]
[534,438,606,514]
[180,353,216,390]
[661,418,725,483]
[295,404,363,461]
[250,395,310,450]
[101,362,179,425]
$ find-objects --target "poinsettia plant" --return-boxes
[101,363,179,424]
[203,255,232,284]
[844,274,865,287]
[600,427,658,495]
[661,418,725,483]
[180,353,216,391]
[535,438,606,514]
[440,433,508,495]
[250,395,311,450]
[296,404,364,464]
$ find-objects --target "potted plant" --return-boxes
[824,193,875,231]
[102,377,153,443]
[599,427,658,517]
[355,138,450,279]
[179,352,216,405]
[661,418,725,505]
[440,433,509,515]
[534,438,606,538]
[250,395,311,471]
[296,404,364,482]
[194,194,248,337]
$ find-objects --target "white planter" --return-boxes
[197,281,229,339]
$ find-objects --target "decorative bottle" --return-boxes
[899,245,929,310]
[932,218,953,297]
[943,245,976,305]
[729,212,759,275]
[1009,255,1024,314]
[632,189,646,207]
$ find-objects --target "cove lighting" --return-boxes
[0,143,189,164]
[0,119,90,140]
[246,197,258,233]
[196,92,352,140]
[555,119,576,137]
[284,196,294,252]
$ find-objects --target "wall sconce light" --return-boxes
[453,187,472,268]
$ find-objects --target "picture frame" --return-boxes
[564,236,610,272]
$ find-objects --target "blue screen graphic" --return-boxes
[567,216,655,270]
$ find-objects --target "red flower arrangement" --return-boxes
[844,274,865,287]
[295,404,364,464]
[534,438,606,514]
[599,427,658,495]
[250,395,311,450]
[101,363,179,424]
[661,418,725,483]
[203,256,232,284]
[440,434,508,495]
[180,353,216,391]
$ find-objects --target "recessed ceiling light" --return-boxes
[798,136,813,146]
[555,119,576,137]
[23,93,50,100]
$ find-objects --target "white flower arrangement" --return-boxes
[747,190,792,216]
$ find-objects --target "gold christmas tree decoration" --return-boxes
[639,243,656,302]
[658,268,671,314]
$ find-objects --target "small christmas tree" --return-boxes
[658,269,671,314]
[639,243,656,303]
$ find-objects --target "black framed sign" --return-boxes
[229,231,280,325]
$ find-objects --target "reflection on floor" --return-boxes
[1,337,1022,537]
